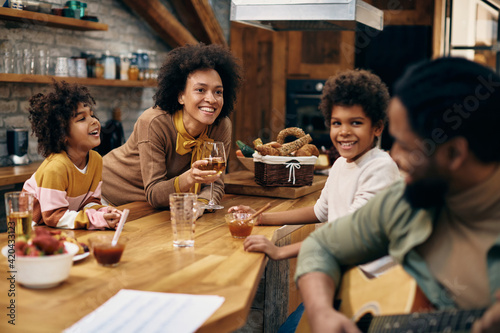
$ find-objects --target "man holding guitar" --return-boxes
[295,57,500,333]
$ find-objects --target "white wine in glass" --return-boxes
[199,141,226,210]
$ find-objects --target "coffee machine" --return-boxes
[7,128,30,165]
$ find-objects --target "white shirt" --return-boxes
[314,147,400,223]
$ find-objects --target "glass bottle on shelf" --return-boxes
[103,51,116,80]
[149,50,158,82]
[119,54,130,81]
[95,54,104,79]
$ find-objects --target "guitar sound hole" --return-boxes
[356,313,373,333]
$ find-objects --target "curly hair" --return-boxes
[153,43,243,124]
[28,81,96,157]
[394,57,500,163]
[319,69,390,128]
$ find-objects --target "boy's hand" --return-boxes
[227,205,255,214]
[103,207,122,229]
[243,235,280,260]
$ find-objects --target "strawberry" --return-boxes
[32,235,60,255]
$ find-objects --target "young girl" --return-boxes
[229,69,400,262]
[23,81,121,229]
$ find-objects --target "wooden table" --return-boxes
[0,190,322,332]
[0,162,42,187]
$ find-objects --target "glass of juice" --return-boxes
[225,213,255,239]
[198,141,226,210]
[89,235,127,267]
[5,191,34,237]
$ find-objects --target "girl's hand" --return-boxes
[190,159,220,184]
[227,205,255,214]
[243,235,281,260]
[103,207,122,229]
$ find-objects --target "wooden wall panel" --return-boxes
[270,32,288,139]
[287,31,356,79]
[433,0,445,58]
[229,23,281,172]
[365,0,434,26]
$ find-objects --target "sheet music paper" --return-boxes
[65,289,225,333]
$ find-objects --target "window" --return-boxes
[444,0,499,72]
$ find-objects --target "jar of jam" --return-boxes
[128,64,139,81]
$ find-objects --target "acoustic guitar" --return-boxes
[296,265,485,332]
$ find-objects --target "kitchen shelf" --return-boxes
[0,73,157,88]
[0,7,108,31]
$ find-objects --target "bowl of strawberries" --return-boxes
[2,228,79,289]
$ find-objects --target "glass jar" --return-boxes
[128,64,139,81]
[95,57,104,79]
[103,51,116,80]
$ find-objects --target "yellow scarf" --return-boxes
[174,110,213,193]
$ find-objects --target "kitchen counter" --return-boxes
[0,161,42,187]
[0,190,321,332]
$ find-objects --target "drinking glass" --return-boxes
[169,193,199,247]
[199,141,226,210]
[5,191,34,237]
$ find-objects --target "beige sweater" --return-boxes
[102,107,231,208]
[418,166,500,309]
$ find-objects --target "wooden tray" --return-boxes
[224,171,327,199]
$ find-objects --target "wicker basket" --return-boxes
[253,153,317,187]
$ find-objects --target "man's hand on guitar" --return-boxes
[472,290,500,333]
[308,307,361,333]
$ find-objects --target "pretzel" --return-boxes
[277,134,312,156]
[276,127,306,144]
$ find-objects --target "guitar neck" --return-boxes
[365,308,486,333]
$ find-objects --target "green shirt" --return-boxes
[295,176,500,309]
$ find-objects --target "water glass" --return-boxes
[5,191,34,237]
[14,48,23,74]
[1,50,13,73]
[23,48,34,74]
[35,49,50,75]
[169,193,199,247]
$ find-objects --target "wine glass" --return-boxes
[199,141,226,210]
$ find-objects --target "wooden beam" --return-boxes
[433,0,446,58]
[121,0,198,48]
[171,0,227,46]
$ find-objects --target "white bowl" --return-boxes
[237,156,255,173]
[2,242,78,289]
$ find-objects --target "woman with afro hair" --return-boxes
[102,43,243,210]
